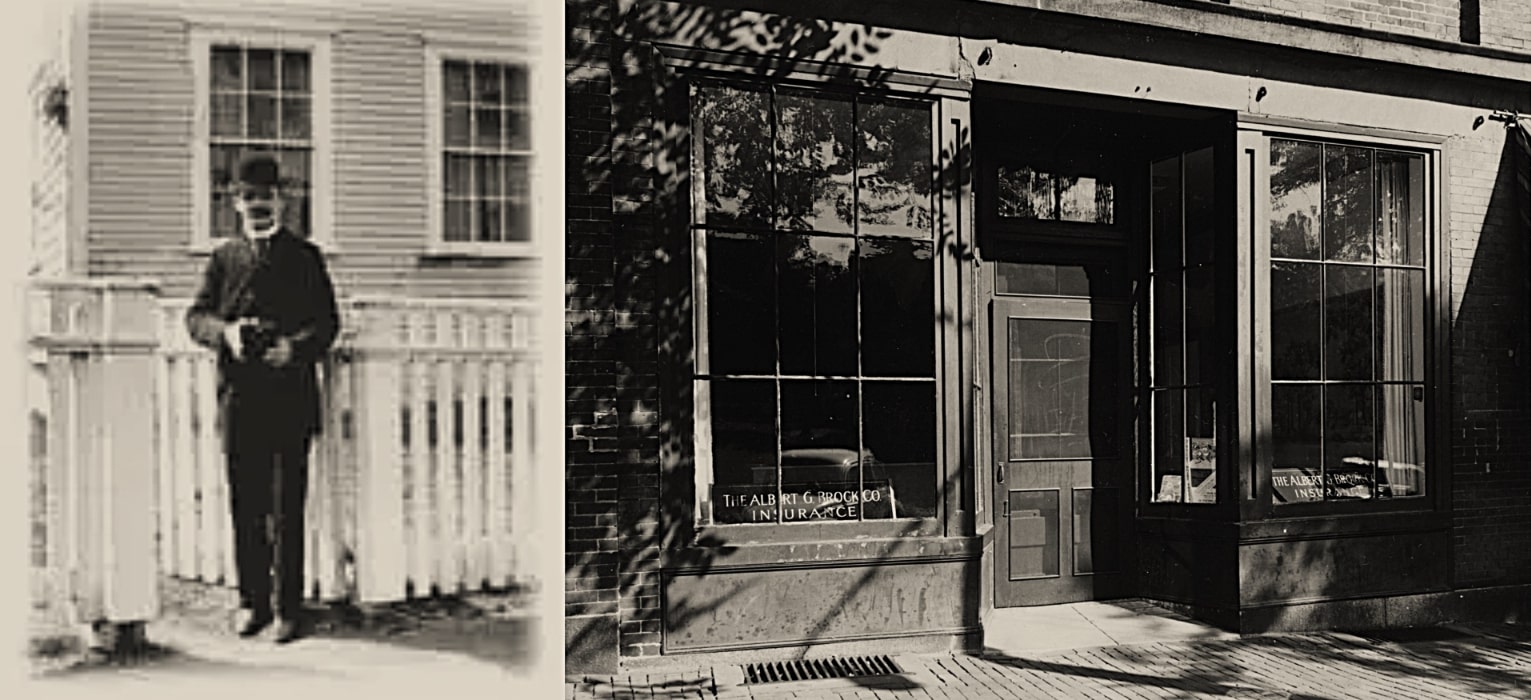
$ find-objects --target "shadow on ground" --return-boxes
[32,576,538,680]
[986,626,1531,699]
[34,640,338,681]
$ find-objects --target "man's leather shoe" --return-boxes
[273,618,304,644]
[234,608,273,637]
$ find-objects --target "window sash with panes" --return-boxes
[442,59,531,244]
[209,44,313,239]
[1267,138,1428,506]
[1149,147,1219,505]
[692,80,940,526]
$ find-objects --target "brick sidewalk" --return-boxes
[567,626,1531,699]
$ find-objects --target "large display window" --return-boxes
[689,80,941,526]
[1264,136,1431,507]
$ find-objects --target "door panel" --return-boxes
[993,297,1132,607]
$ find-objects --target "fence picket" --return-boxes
[433,322,457,593]
[195,359,221,584]
[155,353,174,575]
[35,288,538,614]
[407,330,432,596]
[172,357,196,580]
[510,357,533,582]
[463,352,484,591]
[308,361,329,600]
[335,356,359,601]
[486,356,508,589]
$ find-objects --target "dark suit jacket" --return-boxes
[186,229,340,453]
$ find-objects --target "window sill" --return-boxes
[421,242,540,260]
[664,527,979,573]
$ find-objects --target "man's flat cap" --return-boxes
[235,152,281,188]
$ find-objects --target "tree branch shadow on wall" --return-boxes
[566,0,980,664]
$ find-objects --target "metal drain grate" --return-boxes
[742,655,902,684]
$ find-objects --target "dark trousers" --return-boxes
[226,435,310,617]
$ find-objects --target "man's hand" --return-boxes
[263,336,294,368]
[223,319,252,361]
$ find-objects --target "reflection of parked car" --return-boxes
[757,445,884,491]
[1369,458,1424,498]
[1333,456,1424,498]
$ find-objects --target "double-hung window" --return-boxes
[192,30,330,245]
[426,47,535,255]
[691,80,940,526]
[1263,135,1432,506]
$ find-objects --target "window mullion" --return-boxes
[240,47,250,143]
[852,96,866,520]
[274,49,284,143]
[1312,143,1325,500]
[768,85,784,523]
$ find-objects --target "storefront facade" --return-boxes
[566,0,1531,672]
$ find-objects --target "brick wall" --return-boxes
[1480,0,1531,53]
[1223,0,1531,52]
[1447,126,1531,586]
[608,6,664,658]
[565,0,626,665]
[1229,0,1461,41]
[566,0,747,663]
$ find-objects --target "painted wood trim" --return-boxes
[67,3,89,277]
[1243,129,1272,520]
[691,518,945,547]
[1432,136,1453,526]
[1237,113,1451,147]
[937,98,959,537]
[421,42,543,258]
[688,80,714,528]
[652,43,973,98]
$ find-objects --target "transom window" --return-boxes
[439,58,532,245]
[1267,137,1428,505]
[691,80,939,525]
[208,44,314,239]
[996,166,1115,224]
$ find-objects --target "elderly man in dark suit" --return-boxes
[187,153,339,644]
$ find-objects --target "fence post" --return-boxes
[350,301,408,602]
[33,279,161,651]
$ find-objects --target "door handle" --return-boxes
[995,462,1005,483]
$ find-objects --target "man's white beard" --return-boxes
[243,217,280,239]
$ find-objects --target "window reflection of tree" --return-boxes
[1268,138,1428,504]
[700,84,932,233]
[697,82,938,522]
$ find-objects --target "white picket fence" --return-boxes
[30,279,541,621]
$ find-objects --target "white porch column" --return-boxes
[350,301,408,602]
[32,278,161,646]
